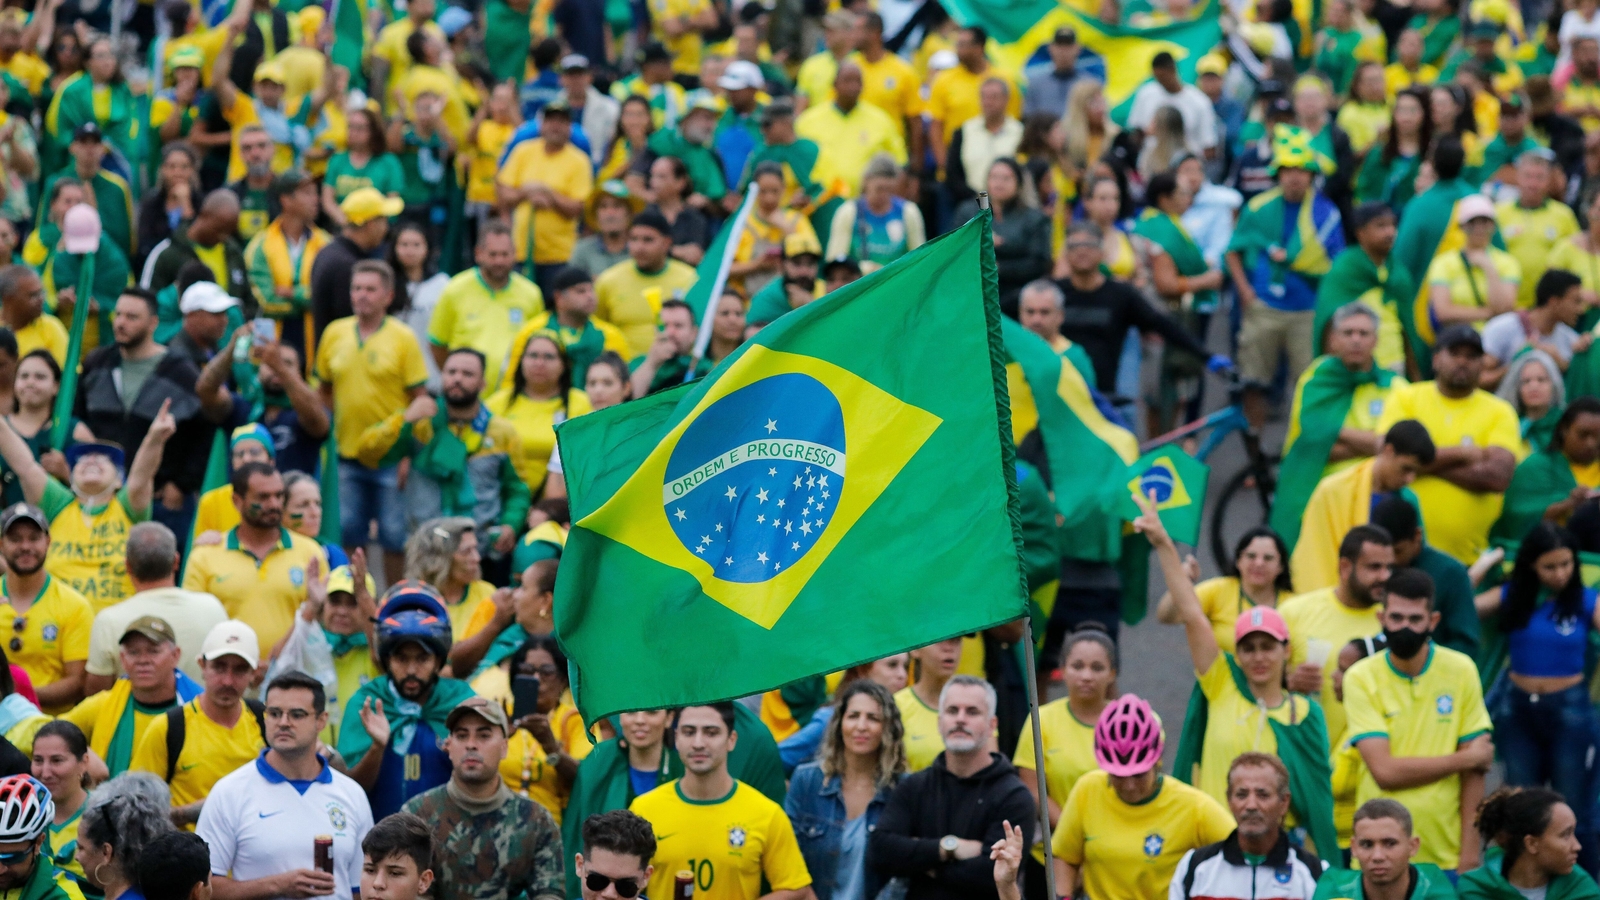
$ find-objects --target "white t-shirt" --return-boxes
[1126,82,1219,154]
[1481,311,1582,364]
[1560,9,1600,67]
[197,753,374,900]
[86,587,230,682]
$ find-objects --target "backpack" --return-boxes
[164,699,268,783]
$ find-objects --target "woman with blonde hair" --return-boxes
[784,680,906,900]
[405,516,498,640]
[1138,107,1189,181]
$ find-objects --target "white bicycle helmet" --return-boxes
[0,775,52,843]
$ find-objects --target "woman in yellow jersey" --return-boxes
[1428,194,1521,326]
[1549,192,1600,306]
[1012,624,1115,887]
[4,352,93,507]
[600,96,654,188]
[1156,526,1295,652]
[1493,350,1565,457]
[1337,63,1396,154]
[1052,692,1235,900]
[314,563,380,745]
[405,516,496,641]
[488,331,592,498]
[501,634,590,823]
[75,773,170,900]
[784,680,906,900]
[32,721,96,900]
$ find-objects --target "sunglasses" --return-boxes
[584,873,641,898]
[9,617,23,653]
[0,844,34,865]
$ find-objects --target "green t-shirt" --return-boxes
[234,183,274,241]
[324,151,406,203]
[484,0,533,84]
[628,353,712,394]
[398,128,448,207]
[645,129,727,200]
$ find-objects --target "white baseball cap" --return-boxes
[200,620,260,668]
[718,60,764,91]
[179,282,239,315]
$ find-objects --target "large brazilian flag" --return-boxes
[554,212,1028,723]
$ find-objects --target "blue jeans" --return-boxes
[1493,679,1600,876]
[338,460,408,553]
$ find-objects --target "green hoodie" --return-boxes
[1312,863,1459,899]
[1459,847,1600,900]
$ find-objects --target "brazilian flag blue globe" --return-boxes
[554,212,1028,724]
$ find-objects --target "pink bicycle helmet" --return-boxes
[1094,694,1163,776]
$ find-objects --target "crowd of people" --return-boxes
[4,0,1600,890]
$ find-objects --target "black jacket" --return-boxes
[1057,276,1211,394]
[868,752,1035,900]
[74,346,211,492]
[148,229,251,312]
[310,234,388,337]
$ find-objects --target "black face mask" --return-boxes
[1384,626,1431,660]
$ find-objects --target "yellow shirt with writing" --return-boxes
[630,780,812,900]
[41,480,148,612]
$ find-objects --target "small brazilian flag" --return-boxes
[554,212,1027,724]
[1118,448,1210,545]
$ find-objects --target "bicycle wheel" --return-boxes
[1209,458,1280,572]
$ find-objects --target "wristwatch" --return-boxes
[939,835,960,862]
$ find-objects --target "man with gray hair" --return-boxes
[83,521,228,691]
[870,673,1035,900]
[1017,280,1099,386]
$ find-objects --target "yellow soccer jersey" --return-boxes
[1012,696,1096,864]
[1193,578,1292,653]
[316,316,430,460]
[1052,771,1235,900]
[1279,586,1385,745]
[1377,382,1521,563]
[40,481,147,611]
[1325,380,1405,476]
[1195,655,1313,807]
[129,699,266,808]
[592,259,699,357]
[894,686,942,772]
[0,575,92,712]
[630,780,812,900]
[181,528,328,655]
[1344,644,1491,869]
[1496,199,1580,307]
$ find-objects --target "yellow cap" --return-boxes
[326,565,376,596]
[1196,52,1228,76]
[783,231,822,258]
[341,187,404,225]
[253,60,286,84]
[168,46,204,72]
[296,5,326,39]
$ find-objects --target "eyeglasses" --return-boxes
[10,617,24,653]
[517,664,560,678]
[265,708,315,721]
[0,844,36,866]
[584,873,641,898]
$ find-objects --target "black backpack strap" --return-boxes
[164,704,187,784]
[246,699,267,743]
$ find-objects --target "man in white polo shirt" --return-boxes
[197,670,373,900]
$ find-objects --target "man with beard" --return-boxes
[1344,568,1494,874]
[1168,753,1323,899]
[147,191,251,306]
[402,697,564,900]
[0,774,85,900]
[869,676,1033,900]
[131,620,265,825]
[639,100,728,208]
[1377,326,1520,564]
[182,462,328,654]
[0,503,91,713]
[198,671,373,900]
[227,126,281,242]
[1279,524,1395,752]
[427,223,546,397]
[338,583,474,818]
[367,348,529,541]
[631,703,812,900]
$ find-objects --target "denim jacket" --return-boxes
[784,762,896,900]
